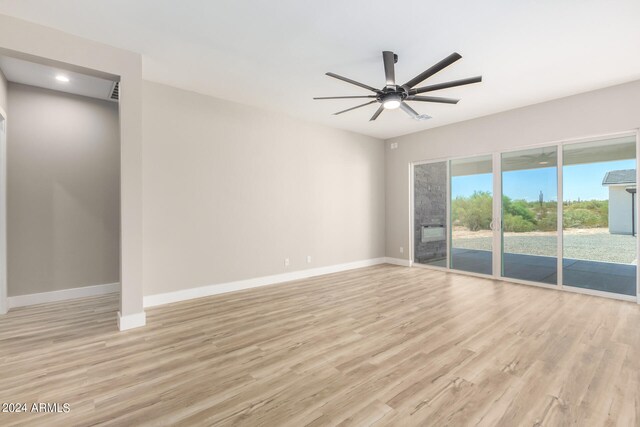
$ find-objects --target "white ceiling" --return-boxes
[0,55,114,100]
[0,55,117,101]
[0,0,638,139]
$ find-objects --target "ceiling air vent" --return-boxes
[110,81,119,101]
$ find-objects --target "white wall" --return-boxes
[609,186,636,235]
[7,83,120,296]
[0,67,5,314]
[0,67,7,114]
[386,79,640,259]
[142,81,385,296]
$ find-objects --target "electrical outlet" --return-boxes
[400,246,404,254]
[390,142,398,149]
[307,255,312,264]
[284,258,290,267]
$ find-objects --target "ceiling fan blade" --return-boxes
[314,95,377,100]
[410,76,482,95]
[382,51,396,87]
[333,100,377,115]
[402,52,462,89]
[400,102,419,118]
[406,95,459,104]
[326,72,379,93]
[369,105,384,121]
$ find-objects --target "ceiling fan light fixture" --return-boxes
[315,51,482,121]
[382,94,401,110]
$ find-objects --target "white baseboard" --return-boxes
[143,257,387,308]
[384,257,412,267]
[7,282,120,309]
[117,311,146,331]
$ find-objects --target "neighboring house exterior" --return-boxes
[602,169,636,235]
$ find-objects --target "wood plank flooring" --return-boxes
[1,264,640,426]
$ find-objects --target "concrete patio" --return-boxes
[450,248,637,296]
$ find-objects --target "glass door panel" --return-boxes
[501,147,558,284]
[450,155,493,275]
[414,162,448,267]
[562,136,637,296]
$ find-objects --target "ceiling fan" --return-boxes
[314,51,482,121]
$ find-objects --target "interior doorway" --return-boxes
[0,54,121,313]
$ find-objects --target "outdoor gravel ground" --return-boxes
[453,232,637,264]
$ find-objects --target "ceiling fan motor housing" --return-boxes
[378,86,408,104]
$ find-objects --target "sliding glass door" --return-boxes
[501,147,558,285]
[562,136,637,296]
[412,133,637,300]
[450,156,493,275]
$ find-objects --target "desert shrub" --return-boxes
[452,191,492,231]
[563,207,606,228]
[536,210,558,231]
[508,200,536,223]
[563,200,608,228]
[452,193,608,232]
[503,214,536,232]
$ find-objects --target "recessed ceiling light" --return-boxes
[538,161,549,165]
[55,75,70,82]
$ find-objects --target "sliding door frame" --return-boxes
[447,154,497,278]
[412,154,496,280]
[557,146,564,291]
[409,128,640,304]
[492,152,502,278]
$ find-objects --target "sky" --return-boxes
[451,159,636,202]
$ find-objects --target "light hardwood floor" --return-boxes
[1,264,639,426]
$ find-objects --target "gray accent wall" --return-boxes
[7,83,120,296]
[413,162,447,265]
[141,81,385,296]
